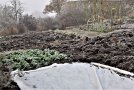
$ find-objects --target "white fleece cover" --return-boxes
[11,63,134,90]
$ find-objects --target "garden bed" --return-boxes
[0,30,134,72]
[1,29,134,89]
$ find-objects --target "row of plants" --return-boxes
[1,49,68,70]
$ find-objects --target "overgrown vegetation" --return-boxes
[1,49,68,70]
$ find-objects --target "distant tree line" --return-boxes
[44,0,90,28]
[0,0,133,36]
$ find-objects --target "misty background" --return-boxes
[0,0,52,17]
[0,0,133,36]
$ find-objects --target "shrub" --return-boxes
[0,24,19,36]
[56,1,90,27]
[1,49,68,70]
[17,23,27,34]
[0,23,27,36]
[20,14,37,31]
[37,17,57,30]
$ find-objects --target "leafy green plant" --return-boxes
[2,49,68,70]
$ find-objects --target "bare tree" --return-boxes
[20,14,37,31]
[0,5,15,29]
[10,0,24,23]
[43,0,66,15]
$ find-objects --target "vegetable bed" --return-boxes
[0,49,69,90]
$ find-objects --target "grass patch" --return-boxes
[55,29,102,38]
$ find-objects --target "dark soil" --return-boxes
[1,29,134,89]
[0,61,20,90]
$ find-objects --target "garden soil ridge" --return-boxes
[0,29,134,72]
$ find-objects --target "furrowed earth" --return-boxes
[0,29,134,89]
